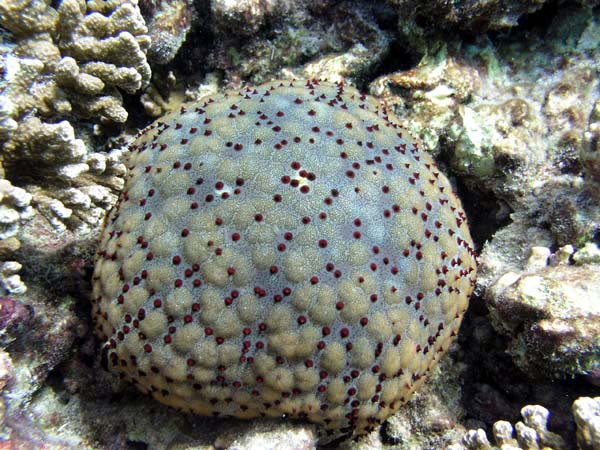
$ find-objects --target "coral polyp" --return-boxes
[92,79,476,439]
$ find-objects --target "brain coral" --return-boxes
[92,80,477,439]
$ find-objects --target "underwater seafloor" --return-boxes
[0,0,599,449]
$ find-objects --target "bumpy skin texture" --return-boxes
[92,80,476,438]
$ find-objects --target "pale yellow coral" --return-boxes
[0,0,150,123]
[0,0,148,232]
[0,0,58,37]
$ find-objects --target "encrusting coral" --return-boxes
[92,79,477,441]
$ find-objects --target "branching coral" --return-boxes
[0,0,150,123]
[0,0,148,250]
[449,405,566,450]
[573,397,600,450]
[0,179,31,294]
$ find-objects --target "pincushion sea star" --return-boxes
[92,79,477,439]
